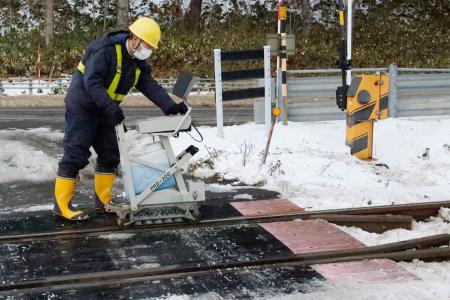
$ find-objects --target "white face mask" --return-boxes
[133,42,152,60]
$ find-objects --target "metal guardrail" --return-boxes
[1,66,449,122]
[0,77,216,96]
[288,68,388,74]
[287,65,450,121]
[0,77,255,96]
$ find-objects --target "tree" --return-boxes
[300,0,311,36]
[117,0,129,30]
[44,0,54,47]
[184,0,203,32]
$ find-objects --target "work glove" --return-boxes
[167,102,188,115]
[104,104,125,126]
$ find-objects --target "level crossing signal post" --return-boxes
[336,0,390,160]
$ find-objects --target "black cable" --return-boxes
[187,122,203,142]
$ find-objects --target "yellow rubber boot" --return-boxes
[53,177,89,221]
[95,173,115,212]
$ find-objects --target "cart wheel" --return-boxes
[117,219,126,227]
[188,206,201,224]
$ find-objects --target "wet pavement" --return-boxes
[0,107,254,130]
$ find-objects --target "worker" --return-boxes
[53,17,188,221]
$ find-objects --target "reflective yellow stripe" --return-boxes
[77,61,85,74]
[77,43,140,102]
[115,94,125,101]
[106,44,123,101]
[339,11,345,26]
[134,68,141,87]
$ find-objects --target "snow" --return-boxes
[233,193,253,200]
[0,78,71,96]
[0,128,61,183]
[1,116,449,205]
[439,207,450,222]
[269,279,450,299]
[0,204,54,215]
[153,296,191,300]
[0,78,212,97]
[1,115,450,297]
[205,183,236,193]
[311,214,450,300]
[98,233,136,240]
[338,214,450,247]
[164,116,450,211]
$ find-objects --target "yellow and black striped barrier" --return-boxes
[345,74,389,160]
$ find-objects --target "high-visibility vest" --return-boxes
[77,44,141,102]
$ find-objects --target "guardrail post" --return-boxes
[0,79,3,93]
[388,64,398,118]
[28,78,33,95]
[214,49,224,138]
[58,78,63,93]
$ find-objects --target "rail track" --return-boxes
[1,200,450,295]
[1,200,449,243]
[2,233,450,295]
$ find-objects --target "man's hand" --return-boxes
[167,102,188,115]
[104,104,125,126]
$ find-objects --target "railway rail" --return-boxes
[1,200,450,295]
[1,200,449,243]
[2,234,450,295]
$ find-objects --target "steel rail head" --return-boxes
[1,200,449,243]
[2,236,449,294]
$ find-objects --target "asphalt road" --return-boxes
[0,107,254,130]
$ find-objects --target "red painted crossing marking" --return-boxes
[314,258,420,285]
[260,219,365,253]
[232,199,420,285]
[230,199,304,217]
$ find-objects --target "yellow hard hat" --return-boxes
[129,17,161,49]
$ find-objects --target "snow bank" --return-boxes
[159,116,450,210]
[0,79,71,96]
[0,128,62,183]
[339,212,450,246]
[270,278,450,300]
[2,116,449,211]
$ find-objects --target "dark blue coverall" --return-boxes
[58,31,176,178]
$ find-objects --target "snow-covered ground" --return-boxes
[0,79,71,96]
[0,127,61,182]
[134,115,450,299]
[166,115,450,210]
[0,78,213,97]
[1,115,450,299]
[1,115,449,215]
